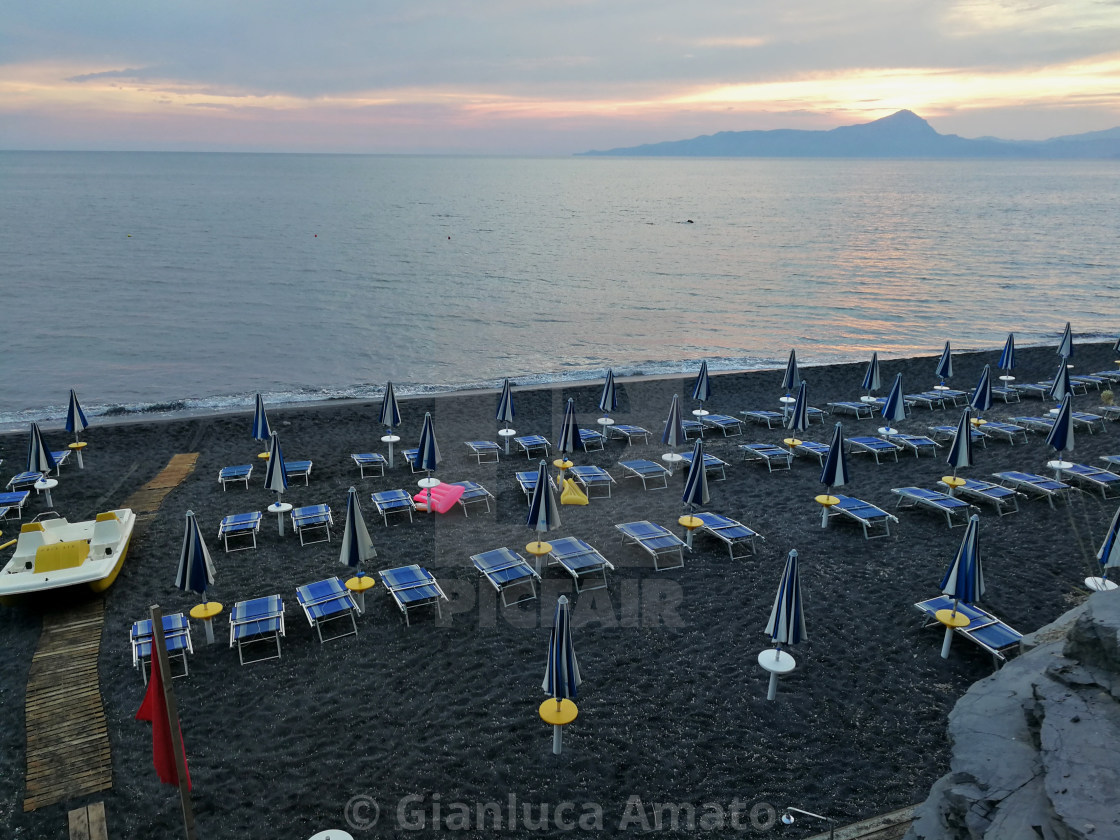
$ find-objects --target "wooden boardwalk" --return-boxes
[22,452,199,813]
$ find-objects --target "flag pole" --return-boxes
[149,604,198,840]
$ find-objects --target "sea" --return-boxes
[1,151,1118,432]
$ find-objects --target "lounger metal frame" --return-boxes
[545,537,615,593]
[699,413,744,437]
[296,577,360,643]
[616,520,686,571]
[847,436,902,463]
[229,595,285,665]
[217,511,263,552]
[618,459,670,489]
[692,511,764,559]
[825,495,898,539]
[940,479,1021,516]
[992,471,1074,508]
[291,504,333,545]
[449,480,495,516]
[739,443,793,472]
[892,487,978,528]
[1056,463,1120,499]
[465,441,502,463]
[370,490,417,525]
[471,547,542,607]
[610,425,652,445]
[351,452,389,478]
[568,465,617,498]
[379,564,448,626]
[825,401,875,419]
[218,464,253,490]
[741,409,787,427]
[514,435,551,459]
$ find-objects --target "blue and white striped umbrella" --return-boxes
[940,514,984,607]
[174,510,216,602]
[681,439,710,512]
[557,398,581,457]
[781,349,800,395]
[598,369,617,417]
[27,423,57,475]
[970,365,993,415]
[1045,395,1074,461]
[1114,335,1120,354]
[339,486,377,572]
[820,421,850,493]
[662,394,686,448]
[263,432,288,501]
[765,549,807,649]
[935,341,953,384]
[496,378,515,428]
[378,381,402,431]
[861,352,881,395]
[785,381,809,435]
[1095,505,1120,585]
[692,360,711,406]
[66,390,89,442]
[880,372,906,432]
[1057,321,1073,358]
[251,393,271,443]
[542,594,581,704]
[416,411,441,473]
[998,333,1016,372]
[946,408,974,477]
[526,459,561,547]
[1049,360,1073,402]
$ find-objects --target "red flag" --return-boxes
[135,656,191,790]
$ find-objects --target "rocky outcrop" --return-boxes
[906,592,1120,840]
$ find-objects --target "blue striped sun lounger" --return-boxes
[131,613,193,684]
[1040,378,1089,396]
[218,464,253,490]
[229,595,285,665]
[939,478,1021,516]
[692,511,764,559]
[1056,463,1120,499]
[351,452,388,477]
[370,489,416,525]
[515,470,556,501]
[464,440,502,463]
[740,443,793,472]
[882,433,940,458]
[618,459,670,489]
[1101,406,1120,421]
[928,425,986,447]
[786,440,831,465]
[681,419,706,439]
[616,520,686,571]
[0,490,30,521]
[1091,370,1120,383]
[610,425,651,445]
[824,495,898,539]
[915,596,1022,666]
[892,487,978,527]
[990,385,1021,403]
[1012,383,1053,400]
[546,537,615,592]
[905,392,946,410]
[992,471,1074,508]
[568,465,617,498]
[679,451,729,480]
[1013,414,1106,434]
[514,435,551,458]
[977,421,1028,445]
[699,413,744,436]
[934,389,968,406]
[1071,374,1106,390]
[1101,455,1120,468]
[578,428,606,451]
[449,481,494,516]
[741,409,786,427]
[379,564,448,625]
[826,401,875,419]
[7,472,44,491]
[291,504,332,545]
[471,547,542,607]
[285,459,313,484]
[296,577,359,642]
[217,511,263,552]
[847,436,902,463]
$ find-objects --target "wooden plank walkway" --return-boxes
[802,804,917,840]
[68,801,109,840]
[22,452,199,813]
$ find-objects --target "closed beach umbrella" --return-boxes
[598,369,617,418]
[781,349,800,396]
[861,352,882,397]
[820,421,850,495]
[263,432,288,503]
[66,389,89,443]
[556,398,581,458]
[970,365,993,416]
[251,393,271,444]
[496,378,515,429]
[1049,360,1073,403]
[542,594,581,753]
[998,333,1016,373]
[939,514,984,658]
[339,486,377,573]
[785,381,810,438]
[762,549,807,699]
[1045,395,1074,469]
[1057,321,1073,358]
[681,439,710,514]
[692,360,711,408]
[946,408,974,478]
[1091,506,1120,590]
[1114,336,1120,354]
[880,372,906,434]
[27,423,57,475]
[378,381,402,431]
[526,459,561,552]
[174,510,216,603]
[662,394,686,448]
[935,341,953,385]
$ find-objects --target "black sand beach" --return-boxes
[2,343,1118,839]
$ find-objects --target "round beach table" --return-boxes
[268,501,293,536]
[190,601,223,645]
[346,575,376,613]
[68,440,88,469]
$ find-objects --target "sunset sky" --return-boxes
[3,0,1119,154]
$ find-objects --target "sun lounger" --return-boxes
[824,494,898,539]
[892,487,978,527]
[449,480,494,515]
[882,432,940,458]
[914,595,1022,666]
[370,489,416,524]
[1091,370,1120,382]
[990,385,1021,403]
[514,435,551,458]
[847,436,902,463]
[1071,374,1105,390]
[1040,377,1089,396]
[681,419,705,439]
[379,564,448,625]
[1101,406,1120,421]
[0,490,30,521]
[296,577,359,642]
[905,392,946,410]
[545,536,615,592]
[1102,455,1120,469]
[1012,414,1106,434]
[741,409,787,427]
[229,595,285,665]
[616,520,686,571]
[1056,463,1120,499]
[471,547,542,607]
[826,401,875,419]
[691,511,764,559]
[939,478,1021,516]
[618,459,671,489]
[739,443,793,472]
[699,413,744,437]
[218,464,253,490]
[465,440,502,463]
[350,452,388,478]
[515,470,556,501]
[934,389,968,406]
[610,424,651,445]
[578,428,606,451]
[217,511,263,552]
[679,451,730,480]
[992,471,1074,508]
[131,613,193,684]
[290,504,333,545]
[568,465,617,498]
[1012,383,1053,400]
[785,440,831,465]
[928,425,986,448]
[7,472,44,491]
[285,459,313,485]
[977,420,1028,445]
[806,406,828,424]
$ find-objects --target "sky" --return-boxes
[2,0,1119,155]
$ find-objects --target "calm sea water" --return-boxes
[1,151,1118,430]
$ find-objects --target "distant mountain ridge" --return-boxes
[578,110,1120,159]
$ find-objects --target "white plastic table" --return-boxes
[268,501,293,536]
